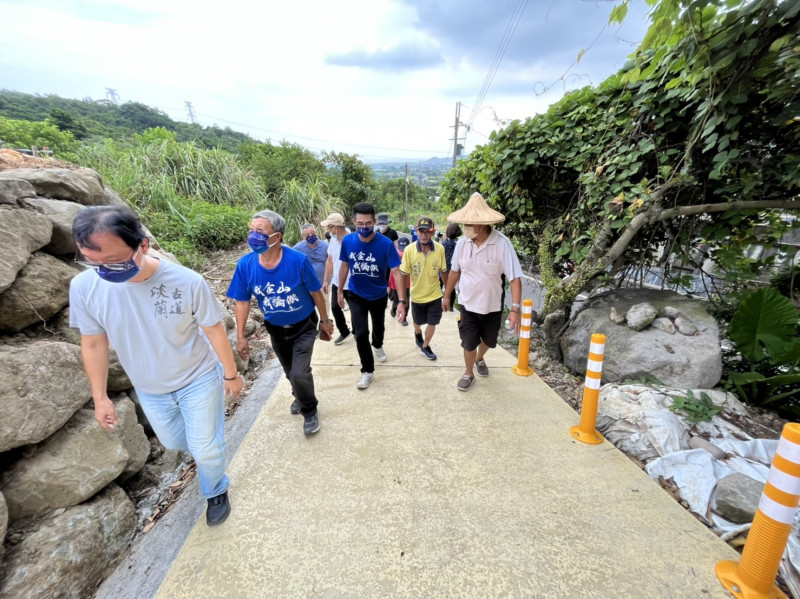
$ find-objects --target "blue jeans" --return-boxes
[135,364,229,499]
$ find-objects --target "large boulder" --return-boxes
[0,168,105,206]
[0,178,36,205]
[0,342,90,452]
[0,207,53,294]
[0,485,136,599]
[561,288,722,388]
[0,490,7,546]
[0,409,129,521]
[0,252,77,333]
[114,395,150,480]
[21,197,84,255]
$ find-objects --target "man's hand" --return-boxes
[319,319,335,341]
[224,373,244,398]
[322,281,329,295]
[337,288,345,309]
[397,301,407,322]
[236,337,249,361]
[508,310,521,335]
[94,396,118,432]
[442,297,451,312]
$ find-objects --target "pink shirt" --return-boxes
[451,229,523,314]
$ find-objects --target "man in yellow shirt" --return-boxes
[400,217,447,360]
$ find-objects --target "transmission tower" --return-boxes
[185,101,198,124]
[105,88,120,105]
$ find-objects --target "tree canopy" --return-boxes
[440,0,799,340]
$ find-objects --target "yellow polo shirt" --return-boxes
[399,240,447,303]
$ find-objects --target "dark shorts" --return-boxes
[411,298,443,326]
[458,308,502,351]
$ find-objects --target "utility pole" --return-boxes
[452,101,461,167]
[185,101,198,124]
[404,163,409,226]
[105,88,120,105]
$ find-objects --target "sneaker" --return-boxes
[390,306,397,318]
[415,333,424,348]
[303,410,320,436]
[420,346,437,361]
[357,372,374,389]
[334,331,350,345]
[290,399,301,415]
[457,374,475,392]
[401,319,409,327]
[374,347,387,363]
[206,491,231,526]
[475,359,489,377]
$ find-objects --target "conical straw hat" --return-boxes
[447,192,505,225]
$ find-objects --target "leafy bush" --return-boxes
[184,202,252,251]
[0,116,78,158]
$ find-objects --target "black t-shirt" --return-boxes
[380,227,399,243]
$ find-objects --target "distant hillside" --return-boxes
[0,90,254,152]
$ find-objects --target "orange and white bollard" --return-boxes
[716,423,800,599]
[511,299,534,377]
[570,333,605,445]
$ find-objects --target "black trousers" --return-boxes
[344,290,388,374]
[264,314,319,415]
[331,284,350,337]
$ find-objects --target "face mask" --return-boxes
[248,231,280,254]
[357,226,374,237]
[95,247,141,283]
[463,225,478,240]
[306,235,318,245]
[377,225,387,233]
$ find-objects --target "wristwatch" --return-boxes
[398,300,408,305]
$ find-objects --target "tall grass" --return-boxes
[271,175,347,245]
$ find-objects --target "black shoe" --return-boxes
[206,491,231,526]
[334,332,350,345]
[401,319,409,327]
[303,410,320,436]
[415,333,424,348]
[290,399,301,415]
[421,346,437,361]
[390,306,397,318]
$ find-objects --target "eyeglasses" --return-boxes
[75,246,140,271]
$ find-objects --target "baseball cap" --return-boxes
[398,237,410,249]
[320,212,345,227]
[417,216,434,231]
[376,213,391,225]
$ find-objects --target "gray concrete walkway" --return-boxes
[155,310,738,598]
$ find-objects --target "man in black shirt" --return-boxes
[376,213,399,244]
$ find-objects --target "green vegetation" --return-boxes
[0,116,79,158]
[669,390,723,423]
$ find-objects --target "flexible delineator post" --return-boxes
[511,299,534,377]
[570,333,605,445]
[716,423,800,599]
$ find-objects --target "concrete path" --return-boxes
[155,310,738,598]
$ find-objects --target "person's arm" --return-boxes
[311,290,335,339]
[234,300,250,360]
[507,277,523,334]
[323,255,333,295]
[443,270,461,312]
[202,321,244,398]
[81,332,116,431]
[391,266,407,321]
[337,261,349,308]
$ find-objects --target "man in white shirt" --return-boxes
[321,212,352,345]
[443,192,523,392]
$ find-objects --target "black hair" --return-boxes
[72,205,146,251]
[352,202,375,218]
[446,222,462,239]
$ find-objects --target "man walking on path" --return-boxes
[338,202,406,389]
[400,216,447,361]
[69,205,242,526]
[321,212,351,345]
[443,192,523,392]
[228,210,334,436]
[376,213,399,244]
[293,223,329,285]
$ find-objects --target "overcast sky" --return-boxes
[0,0,652,162]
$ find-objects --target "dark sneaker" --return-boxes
[390,306,397,318]
[475,359,489,377]
[401,319,409,327]
[303,410,320,436]
[206,491,231,526]
[421,346,437,361]
[290,399,301,415]
[334,331,350,346]
[415,333,424,348]
[457,374,475,392]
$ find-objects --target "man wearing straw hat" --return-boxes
[443,192,523,392]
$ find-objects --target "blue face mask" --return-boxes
[357,226,374,237]
[306,235,318,245]
[95,247,141,284]
[248,231,279,254]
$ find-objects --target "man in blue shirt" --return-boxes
[338,202,406,389]
[228,210,335,435]
[293,223,328,284]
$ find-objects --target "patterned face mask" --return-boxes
[248,231,280,254]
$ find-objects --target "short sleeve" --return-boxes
[226,258,252,302]
[450,238,466,272]
[69,278,105,336]
[300,255,322,292]
[192,276,227,327]
[399,248,411,274]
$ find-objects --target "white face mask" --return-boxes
[377,225,388,233]
[463,225,479,240]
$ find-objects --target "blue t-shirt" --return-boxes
[293,239,328,284]
[227,247,321,326]
[339,232,401,301]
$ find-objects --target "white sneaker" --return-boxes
[357,372,374,389]
[374,347,387,363]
